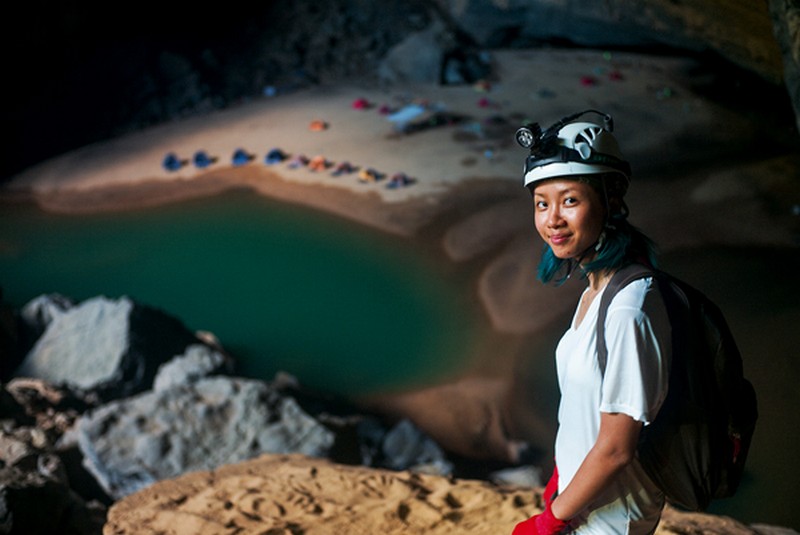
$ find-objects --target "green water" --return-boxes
[0,191,476,395]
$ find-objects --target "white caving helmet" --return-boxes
[516,110,631,193]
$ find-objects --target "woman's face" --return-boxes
[533,178,606,260]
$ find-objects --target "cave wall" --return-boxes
[3,0,797,181]
[769,0,800,134]
[436,0,799,134]
[435,0,784,82]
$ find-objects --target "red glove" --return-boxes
[511,502,569,535]
[543,464,559,507]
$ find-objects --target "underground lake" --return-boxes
[0,189,480,396]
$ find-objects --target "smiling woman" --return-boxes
[513,112,670,535]
[0,189,478,396]
[532,179,606,261]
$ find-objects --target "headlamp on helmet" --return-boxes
[516,110,631,191]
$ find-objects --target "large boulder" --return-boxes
[378,21,452,84]
[73,376,336,500]
[380,418,453,474]
[13,296,201,401]
[0,294,77,380]
[378,19,490,85]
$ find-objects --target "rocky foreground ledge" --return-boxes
[0,294,796,534]
[104,453,792,535]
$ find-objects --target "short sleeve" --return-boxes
[599,280,671,425]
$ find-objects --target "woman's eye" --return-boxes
[535,200,547,209]
[564,197,578,206]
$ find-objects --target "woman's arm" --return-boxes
[550,411,642,521]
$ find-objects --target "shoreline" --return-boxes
[3,166,432,236]
[2,163,524,241]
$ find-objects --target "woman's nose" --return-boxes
[546,206,564,227]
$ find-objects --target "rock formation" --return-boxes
[1,294,497,534]
[13,296,204,401]
[73,376,336,500]
[1,285,797,534]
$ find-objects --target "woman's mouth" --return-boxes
[550,234,570,246]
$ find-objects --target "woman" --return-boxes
[511,111,672,534]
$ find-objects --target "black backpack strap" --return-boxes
[596,264,656,377]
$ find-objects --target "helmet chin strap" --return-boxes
[562,239,602,281]
[581,181,615,261]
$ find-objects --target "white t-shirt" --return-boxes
[555,277,671,534]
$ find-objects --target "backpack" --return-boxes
[596,263,758,511]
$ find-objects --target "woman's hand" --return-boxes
[511,504,569,535]
[510,463,566,535]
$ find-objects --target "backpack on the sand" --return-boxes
[596,264,758,511]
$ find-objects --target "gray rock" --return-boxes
[377,16,489,86]
[15,294,76,364]
[20,293,75,335]
[382,419,452,475]
[75,376,335,499]
[379,21,449,84]
[17,297,130,390]
[489,465,544,488]
[14,296,200,400]
[153,343,233,392]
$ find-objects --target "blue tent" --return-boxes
[232,148,252,166]
[162,152,183,172]
[194,150,213,168]
[265,148,287,165]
